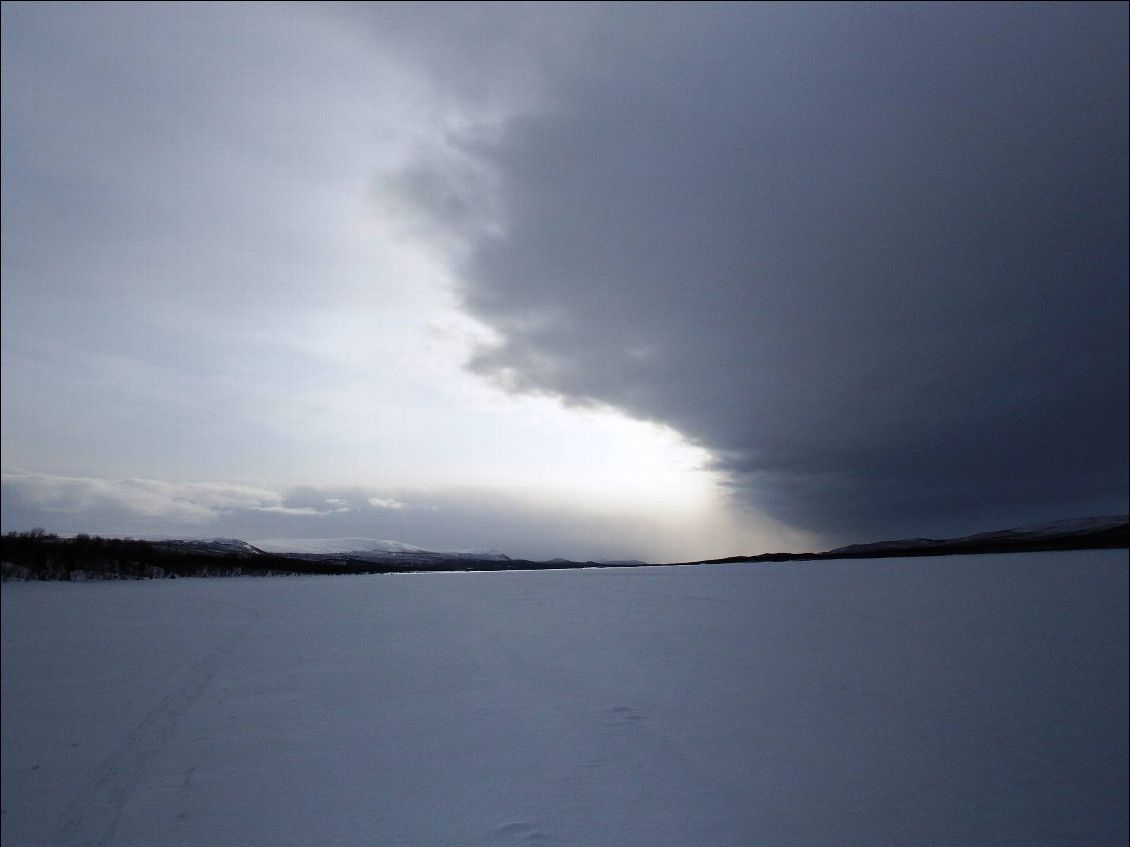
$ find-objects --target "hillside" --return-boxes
[2,515,1126,580]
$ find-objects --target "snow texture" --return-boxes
[2,551,1127,846]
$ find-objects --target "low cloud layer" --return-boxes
[380,3,1129,537]
[1,471,800,562]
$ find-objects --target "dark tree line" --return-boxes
[0,532,591,580]
[9,520,1119,582]
[0,532,392,580]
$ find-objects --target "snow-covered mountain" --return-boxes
[137,536,512,567]
[826,515,1128,556]
[962,515,1129,541]
[149,538,267,557]
[250,538,511,564]
[60,515,1127,575]
[251,538,430,555]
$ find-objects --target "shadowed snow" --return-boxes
[2,551,1126,846]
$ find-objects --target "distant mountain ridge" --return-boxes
[694,515,1129,566]
[3,516,1125,581]
[158,516,1128,567]
[148,538,267,557]
[823,515,1128,556]
[249,538,511,565]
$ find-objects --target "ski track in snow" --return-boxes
[41,598,260,847]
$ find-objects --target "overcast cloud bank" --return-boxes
[374,2,1129,537]
[2,3,1126,551]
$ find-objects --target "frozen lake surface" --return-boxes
[3,551,1127,846]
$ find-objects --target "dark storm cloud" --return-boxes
[379,3,1129,538]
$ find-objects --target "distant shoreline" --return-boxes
[2,517,1126,581]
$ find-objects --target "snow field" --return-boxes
[2,551,1127,846]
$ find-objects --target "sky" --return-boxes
[1,2,1126,560]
